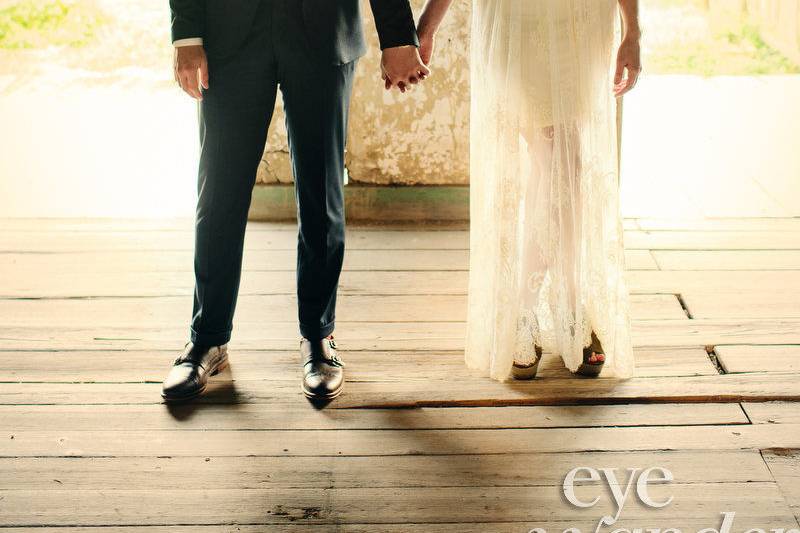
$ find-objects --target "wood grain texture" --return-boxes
[0,346,716,383]
[0,483,794,527]
[742,401,800,425]
[0,403,747,431]
[0,293,688,328]
[3,371,800,406]
[5,318,800,351]
[652,249,800,270]
[762,449,800,522]
[2,218,800,527]
[3,424,800,458]
[1,522,798,533]
[0,450,768,490]
[716,345,800,374]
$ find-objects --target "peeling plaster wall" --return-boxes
[255,0,471,186]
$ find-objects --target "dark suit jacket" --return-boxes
[170,0,419,64]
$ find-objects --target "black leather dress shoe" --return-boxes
[301,337,345,401]
[161,343,229,402]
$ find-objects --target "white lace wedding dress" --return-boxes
[465,0,635,380]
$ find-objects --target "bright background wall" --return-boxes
[0,0,797,217]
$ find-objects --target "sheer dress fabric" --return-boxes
[466,0,635,380]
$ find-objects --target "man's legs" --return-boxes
[274,2,357,341]
[190,3,279,347]
[163,2,279,402]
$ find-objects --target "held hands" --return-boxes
[381,45,430,93]
[613,34,642,97]
[174,45,209,100]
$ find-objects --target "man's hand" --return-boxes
[381,45,430,93]
[174,45,209,100]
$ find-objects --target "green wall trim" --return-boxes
[249,185,469,222]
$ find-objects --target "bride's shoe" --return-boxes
[576,331,605,377]
[512,345,543,380]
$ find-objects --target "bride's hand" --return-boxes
[418,29,436,65]
[613,36,642,97]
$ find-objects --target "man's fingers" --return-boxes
[180,70,202,100]
[178,73,190,96]
[189,69,202,99]
[199,59,210,90]
[419,64,431,77]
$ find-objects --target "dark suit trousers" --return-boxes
[191,0,355,346]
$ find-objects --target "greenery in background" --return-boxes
[0,0,105,49]
[643,0,800,75]
[0,0,797,77]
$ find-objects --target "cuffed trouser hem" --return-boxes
[299,320,335,341]
[190,327,232,348]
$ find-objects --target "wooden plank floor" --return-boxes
[1,217,800,530]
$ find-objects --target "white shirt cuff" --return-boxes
[173,38,203,47]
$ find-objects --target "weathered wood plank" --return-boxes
[0,483,792,526]
[3,226,798,254]
[0,248,656,274]
[0,254,659,300]
[1,521,797,533]
[741,401,800,425]
[0,219,461,233]
[6,268,794,301]
[2,373,799,406]
[626,270,800,294]
[6,216,798,233]
[6,263,793,300]
[0,346,716,383]
[635,217,800,232]
[653,250,800,270]
[328,374,800,408]
[762,449,800,522]
[682,291,800,319]
[5,425,799,458]
[715,345,800,374]
[0,293,687,328]
[0,403,746,432]
[625,230,800,250]
[6,264,683,300]
[0,322,470,352]
[632,318,800,347]
[0,229,471,252]
[0,250,472,275]
[617,249,658,270]
[0,450,767,490]
[3,318,800,352]
[2,270,473,298]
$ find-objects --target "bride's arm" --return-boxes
[417,0,455,65]
[615,0,642,96]
[617,0,641,41]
